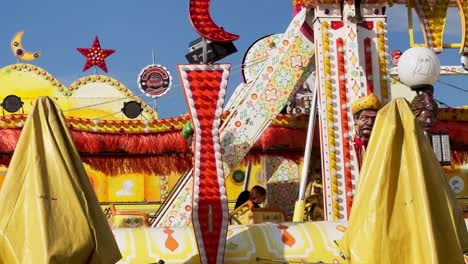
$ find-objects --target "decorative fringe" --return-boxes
[74,130,190,154]
[0,129,21,153]
[0,129,190,154]
[81,152,305,176]
[452,151,468,167]
[255,126,320,150]
[0,121,464,155]
[0,120,465,175]
[0,152,304,176]
[81,154,193,176]
[71,131,191,154]
[0,127,312,154]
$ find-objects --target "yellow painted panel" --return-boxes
[225,163,264,201]
[108,174,145,202]
[112,221,350,263]
[0,66,58,102]
[144,174,160,201]
[167,171,179,192]
[248,163,264,188]
[0,169,5,189]
[0,64,157,119]
[84,164,108,202]
[226,168,245,200]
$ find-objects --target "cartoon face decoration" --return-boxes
[412,55,438,80]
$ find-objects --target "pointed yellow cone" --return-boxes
[0,97,121,263]
[343,98,468,263]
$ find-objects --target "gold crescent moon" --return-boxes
[11,30,43,61]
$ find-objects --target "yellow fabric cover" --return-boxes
[343,98,468,263]
[351,93,382,115]
[0,97,121,263]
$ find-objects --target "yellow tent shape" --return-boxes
[343,98,468,263]
[0,97,121,263]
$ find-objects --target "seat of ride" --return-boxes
[303,182,325,221]
[229,200,287,225]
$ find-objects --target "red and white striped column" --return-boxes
[178,64,230,264]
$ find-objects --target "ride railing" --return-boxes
[229,201,287,225]
[107,204,151,228]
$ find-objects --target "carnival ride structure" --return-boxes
[0,0,467,263]
[110,0,468,261]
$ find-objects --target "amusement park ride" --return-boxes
[0,0,467,263]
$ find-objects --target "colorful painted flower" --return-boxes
[348,41,358,50]
[290,55,303,68]
[266,48,275,57]
[275,69,293,87]
[264,88,278,102]
[222,144,237,160]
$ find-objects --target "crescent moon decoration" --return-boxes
[10,31,43,61]
[189,0,239,42]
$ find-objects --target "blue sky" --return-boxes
[0,1,466,118]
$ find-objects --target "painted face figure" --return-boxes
[416,109,436,132]
[354,109,378,141]
[410,92,438,133]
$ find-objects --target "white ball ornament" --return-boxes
[397,47,441,88]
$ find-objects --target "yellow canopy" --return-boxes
[343,98,468,263]
[0,97,121,263]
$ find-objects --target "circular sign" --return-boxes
[449,176,464,194]
[137,64,172,98]
[231,170,246,185]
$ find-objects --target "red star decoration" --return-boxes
[77,36,115,73]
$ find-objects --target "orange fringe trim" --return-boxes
[81,155,192,175]
[452,151,468,166]
[0,152,304,176]
[0,127,312,154]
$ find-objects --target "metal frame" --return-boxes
[407,0,463,49]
